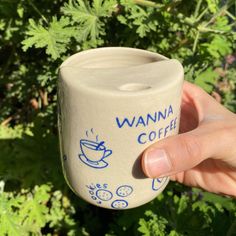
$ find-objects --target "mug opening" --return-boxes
[60,47,166,69]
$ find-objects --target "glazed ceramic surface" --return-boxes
[58,47,184,209]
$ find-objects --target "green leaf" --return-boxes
[0,125,23,139]
[138,210,168,236]
[213,16,231,31]
[62,0,116,42]
[92,0,117,16]
[0,193,26,236]
[22,17,75,59]
[203,35,232,59]
[206,0,219,13]
[176,195,188,214]
[19,185,51,231]
[0,19,5,31]
[200,191,236,211]
[138,218,150,236]
[195,68,218,92]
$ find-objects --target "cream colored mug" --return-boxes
[58,47,184,209]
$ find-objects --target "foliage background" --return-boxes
[0,0,236,235]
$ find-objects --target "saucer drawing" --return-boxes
[79,138,112,169]
[79,154,108,168]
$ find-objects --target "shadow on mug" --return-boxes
[132,154,146,179]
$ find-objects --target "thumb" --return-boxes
[141,124,228,178]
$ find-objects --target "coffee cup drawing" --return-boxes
[79,139,112,168]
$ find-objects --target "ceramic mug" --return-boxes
[58,47,184,209]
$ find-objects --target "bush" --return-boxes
[0,0,236,235]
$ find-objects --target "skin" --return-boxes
[142,81,236,198]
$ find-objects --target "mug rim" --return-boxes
[59,47,184,97]
[60,47,167,68]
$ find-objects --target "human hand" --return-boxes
[141,81,236,197]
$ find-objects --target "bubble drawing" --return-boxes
[116,185,133,197]
[152,177,168,191]
[111,200,128,209]
[86,183,112,205]
[96,189,113,201]
[79,129,112,169]
[86,183,134,208]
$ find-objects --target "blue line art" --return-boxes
[96,183,102,189]
[86,184,96,190]
[96,183,108,189]
[152,177,168,191]
[111,199,128,209]
[96,189,113,201]
[86,183,133,208]
[116,185,133,197]
[79,131,112,169]
[86,183,114,206]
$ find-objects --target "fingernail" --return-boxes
[142,149,172,178]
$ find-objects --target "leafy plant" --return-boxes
[0,0,236,235]
[0,180,79,235]
[22,17,76,60]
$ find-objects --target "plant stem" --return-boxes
[204,0,235,28]
[27,0,48,24]
[133,0,162,8]
[193,31,200,53]
[133,0,182,11]
[1,116,13,126]
[198,26,236,35]
[229,21,236,27]
[225,10,236,20]
[204,6,227,27]
[194,0,203,18]
[164,0,182,11]
[196,7,209,22]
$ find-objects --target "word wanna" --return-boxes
[115,105,178,144]
[116,105,173,128]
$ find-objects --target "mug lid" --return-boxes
[59,47,184,96]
